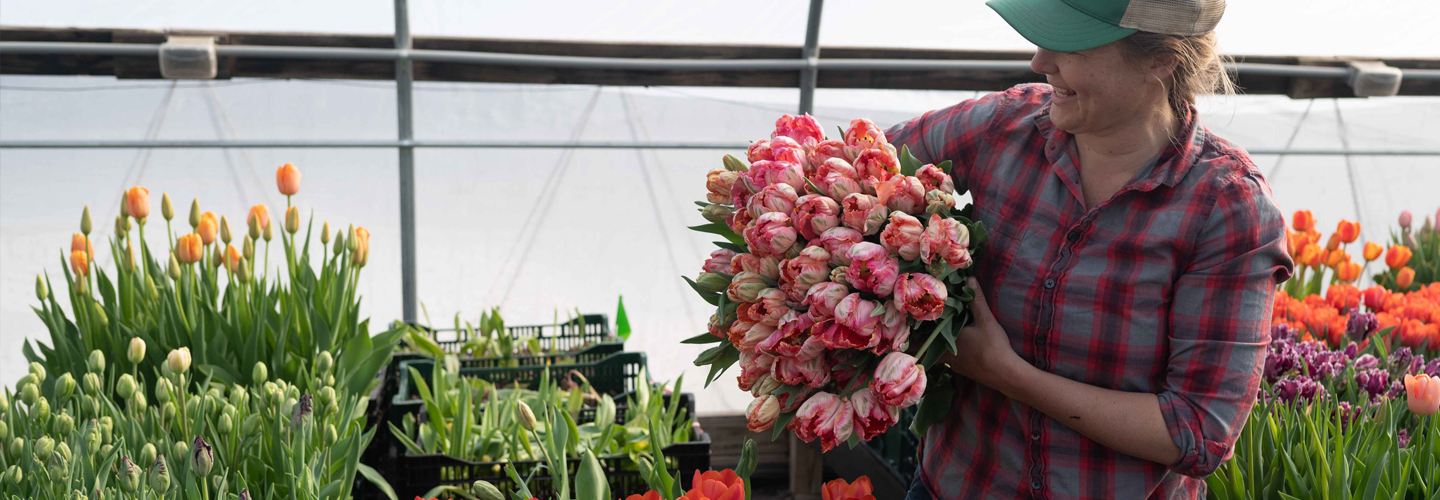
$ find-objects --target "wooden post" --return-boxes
[790,435,823,500]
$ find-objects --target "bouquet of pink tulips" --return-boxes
[684,114,987,451]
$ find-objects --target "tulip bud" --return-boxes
[219,215,232,244]
[168,254,182,281]
[20,383,39,406]
[332,232,345,255]
[324,423,337,446]
[597,396,616,426]
[35,435,55,460]
[252,361,268,385]
[83,372,101,396]
[54,373,75,401]
[8,438,22,459]
[217,413,233,435]
[243,236,255,261]
[188,199,201,229]
[55,412,74,435]
[321,221,331,244]
[85,349,105,374]
[162,402,177,424]
[291,394,313,427]
[35,274,47,301]
[1400,210,1413,229]
[90,301,108,329]
[157,191,173,220]
[238,489,251,500]
[48,455,68,483]
[515,401,538,431]
[242,414,261,437]
[212,245,224,268]
[74,274,88,295]
[0,421,6,442]
[4,465,17,486]
[0,390,7,408]
[114,215,128,238]
[32,397,50,425]
[84,395,100,416]
[472,480,505,500]
[29,361,46,383]
[723,154,749,172]
[190,436,213,477]
[149,456,171,493]
[84,420,101,449]
[172,440,187,459]
[154,378,172,405]
[146,275,158,300]
[99,416,113,443]
[118,454,141,492]
[238,261,252,283]
[702,204,732,224]
[696,272,731,293]
[263,221,273,242]
[128,337,146,365]
[316,351,333,374]
[347,225,358,252]
[167,347,192,375]
[319,386,337,409]
[229,385,247,408]
[132,391,147,412]
[285,206,300,235]
[117,374,137,400]
[248,213,261,240]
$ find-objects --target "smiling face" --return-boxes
[1029,42,1172,136]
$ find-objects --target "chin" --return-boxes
[1049,107,1082,133]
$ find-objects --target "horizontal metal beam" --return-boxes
[0,139,1437,156]
[4,41,1438,80]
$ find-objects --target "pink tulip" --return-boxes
[747,183,800,219]
[726,207,754,235]
[894,273,947,321]
[747,139,774,163]
[816,227,863,266]
[920,214,973,270]
[745,212,799,258]
[1399,210,1413,229]
[843,119,888,153]
[703,249,737,274]
[772,356,830,387]
[1406,373,1440,416]
[850,387,899,441]
[810,158,860,199]
[726,271,769,303]
[729,253,781,281]
[876,175,926,216]
[872,352,927,408]
[727,319,756,346]
[750,288,790,326]
[846,242,900,297]
[746,394,781,432]
[853,146,900,185]
[880,212,924,260]
[820,294,882,350]
[790,392,853,452]
[768,136,808,165]
[760,311,826,360]
[792,195,842,241]
[708,311,736,339]
[924,189,956,216]
[737,349,776,392]
[808,140,846,173]
[775,386,815,413]
[780,246,832,302]
[751,373,782,397]
[748,160,806,191]
[803,281,850,321]
[706,168,740,204]
[915,164,954,194]
[876,300,911,354]
[773,114,825,148]
[737,320,779,351]
[841,194,889,236]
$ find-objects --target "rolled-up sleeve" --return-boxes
[1160,171,1294,478]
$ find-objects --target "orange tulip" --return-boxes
[1324,249,1347,269]
[175,234,204,264]
[352,227,370,266]
[198,212,219,245]
[224,244,242,273]
[1386,245,1413,269]
[821,477,877,500]
[624,492,662,500]
[276,163,302,196]
[1297,246,1320,268]
[1397,267,1415,290]
[70,233,93,257]
[70,250,89,277]
[1363,241,1382,261]
[248,204,270,231]
[1405,373,1440,416]
[1337,262,1362,283]
[1335,219,1360,243]
[1325,233,1341,252]
[124,186,151,220]
[684,470,744,500]
[1286,231,1309,259]
[1292,210,1315,232]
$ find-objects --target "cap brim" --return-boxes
[986,0,1137,53]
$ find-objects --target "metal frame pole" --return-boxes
[798,0,824,115]
[395,0,418,323]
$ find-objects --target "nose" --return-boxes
[1030,48,1059,76]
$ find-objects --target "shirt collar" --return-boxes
[1033,102,1205,191]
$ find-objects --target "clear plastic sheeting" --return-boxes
[3,75,1438,414]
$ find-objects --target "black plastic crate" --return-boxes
[412,313,615,354]
[397,433,711,499]
[864,406,919,484]
[387,352,650,428]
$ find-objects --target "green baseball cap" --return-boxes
[985,0,1225,53]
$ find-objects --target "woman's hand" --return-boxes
[939,277,1025,391]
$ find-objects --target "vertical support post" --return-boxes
[798,0,825,115]
[790,435,824,499]
[395,0,418,323]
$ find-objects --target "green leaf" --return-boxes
[616,295,632,341]
[684,276,721,306]
[910,372,954,436]
[935,160,953,175]
[576,449,611,500]
[682,332,726,344]
[357,463,398,500]
[714,241,748,253]
[898,144,922,177]
[689,223,746,245]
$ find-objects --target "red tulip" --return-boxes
[684,469,745,500]
[871,352,926,408]
[894,273,947,321]
[849,388,898,441]
[1386,245,1413,270]
[791,392,853,452]
[821,477,877,500]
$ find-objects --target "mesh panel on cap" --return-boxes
[1119,0,1225,36]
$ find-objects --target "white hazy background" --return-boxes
[2,0,1438,414]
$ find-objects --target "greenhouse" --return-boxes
[1,0,1438,498]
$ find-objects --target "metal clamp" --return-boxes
[1347,60,1402,97]
[159,35,217,79]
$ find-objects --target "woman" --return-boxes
[886,0,1293,498]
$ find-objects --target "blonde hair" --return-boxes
[1118,31,1237,120]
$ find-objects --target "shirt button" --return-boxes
[1031,430,1041,440]
[1044,279,1056,289]
[1032,480,1043,490]
[1067,230,1080,242]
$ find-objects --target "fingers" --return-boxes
[965,277,990,316]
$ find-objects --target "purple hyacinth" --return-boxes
[1265,344,1300,383]
[1399,428,1411,449]
[1346,309,1378,342]
[1354,369,1391,401]
[1273,376,1326,405]
[1386,380,1406,400]
[1354,354,1380,371]
[1390,347,1414,374]
[1343,342,1360,360]
[1271,323,1295,343]
[1426,358,1440,377]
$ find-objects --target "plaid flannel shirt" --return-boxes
[885,84,1294,500]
